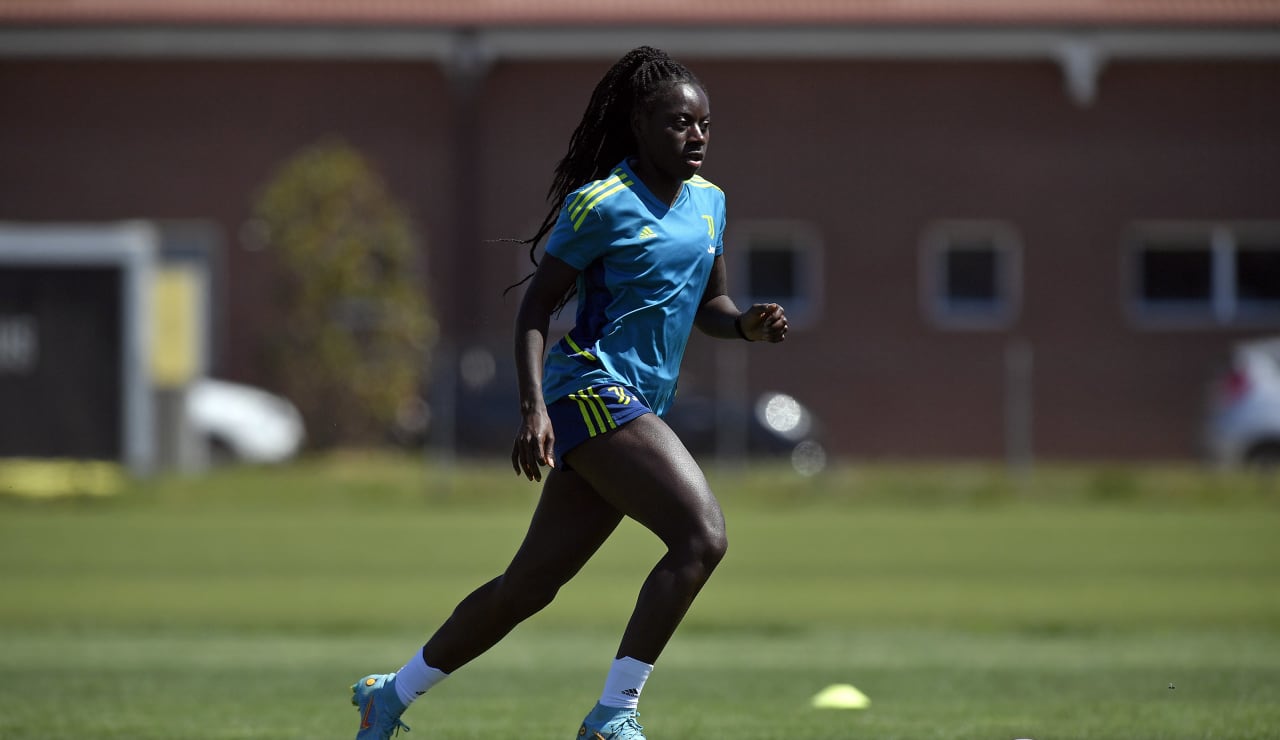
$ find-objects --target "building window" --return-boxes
[1128,223,1280,327]
[729,221,823,326]
[921,221,1021,330]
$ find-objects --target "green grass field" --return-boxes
[2,454,1279,739]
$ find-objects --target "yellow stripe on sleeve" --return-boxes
[568,169,628,221]
[567,175,618,221]
[572,179,632,232]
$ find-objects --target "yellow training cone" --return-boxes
[811,683,870,709]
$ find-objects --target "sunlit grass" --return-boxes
[1,455,1277,738]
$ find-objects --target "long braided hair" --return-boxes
[505,46,703,312]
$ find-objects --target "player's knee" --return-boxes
[701,523,728,570]
[683,518,728,574]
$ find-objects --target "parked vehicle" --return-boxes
[1204,337,1280,467]
[186,379,306,464]
[422,345,823,472]
[663,390,826,473]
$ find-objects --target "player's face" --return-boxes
[631,82,711,197]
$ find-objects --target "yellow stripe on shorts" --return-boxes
[570,390,607,437]
[587,387,618,430]
[570,392,598,437]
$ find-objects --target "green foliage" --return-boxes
[253,139,434,447]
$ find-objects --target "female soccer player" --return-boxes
[352,46,788,740]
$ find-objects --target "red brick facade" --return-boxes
[3,30,1279,460]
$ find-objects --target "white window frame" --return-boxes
[920,220,1022,331]
[1126,221,1280,329]
[726,220,824,327]
[0,222,157,475]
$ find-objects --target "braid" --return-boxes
[503,46,702,309]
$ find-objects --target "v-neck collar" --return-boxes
[620,158,686,217]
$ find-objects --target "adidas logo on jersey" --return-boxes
[637,226,657,240]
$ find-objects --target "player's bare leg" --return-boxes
[422,468,625,670]
[352,468,624,739]
[565,412,729,739]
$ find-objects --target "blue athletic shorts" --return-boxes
[546,382,652,469]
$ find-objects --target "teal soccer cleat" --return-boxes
[577,702,646,739]
[351,673,410,739]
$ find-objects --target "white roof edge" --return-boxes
[484,27,1280,61]
[1,26,1278,62]
[0,26,457,59]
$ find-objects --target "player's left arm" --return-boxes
[694,255,788,343]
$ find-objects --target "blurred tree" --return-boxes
[253,138,434,448]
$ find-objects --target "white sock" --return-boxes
[599,656,654,710]
[393,651,449,707]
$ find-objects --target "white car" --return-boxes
[1204,337,1280,467]
[185,379,306,464]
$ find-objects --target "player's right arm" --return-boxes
[511,253,580,482]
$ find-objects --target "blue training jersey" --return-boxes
[541,158,726,417]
